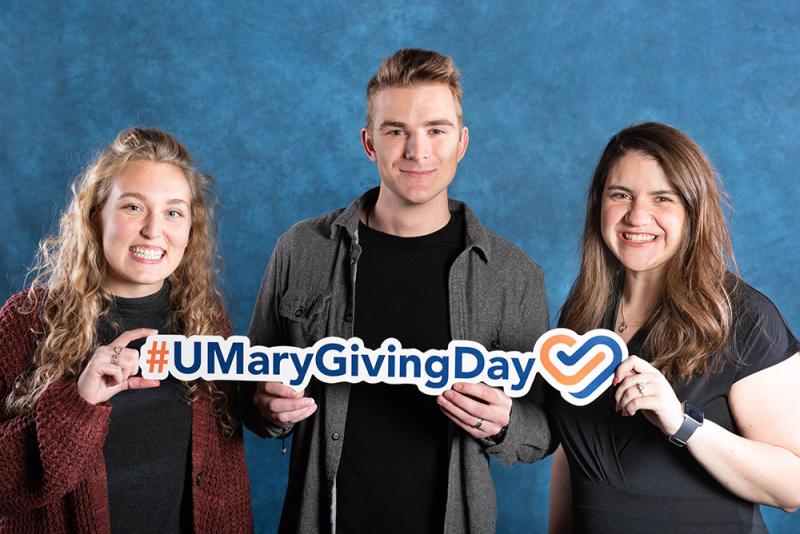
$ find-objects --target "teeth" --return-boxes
[624,233,656,243]
[130,247,164,260]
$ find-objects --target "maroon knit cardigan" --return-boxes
[0,291,254,533]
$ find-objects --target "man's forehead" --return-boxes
[372,83,459,123]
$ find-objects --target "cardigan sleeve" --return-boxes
[0,291,112,516]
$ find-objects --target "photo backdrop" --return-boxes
[3,1,798,532]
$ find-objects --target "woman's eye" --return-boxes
[123,204,142,212]
[167,209,184,218]
[610,192,629,200]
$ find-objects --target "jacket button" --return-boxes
[344,312,353,323]
[491,340,500,349]
[195,472,204,486]
[294,309,303,317]
[331,432,340,441]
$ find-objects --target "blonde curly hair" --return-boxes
[5,127,239,435]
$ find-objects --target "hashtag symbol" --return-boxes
[146,340,170,374]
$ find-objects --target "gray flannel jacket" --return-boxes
[247,188,551,534]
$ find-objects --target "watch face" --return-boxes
[684,402,704,424]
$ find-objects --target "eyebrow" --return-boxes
[378,119,456,129]
[118,192,190,206]
[424,119,456,127]
[606,185,680,196]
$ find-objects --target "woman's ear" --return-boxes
[90,211,101,233]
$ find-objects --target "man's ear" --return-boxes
[457,126,470,162]
[361,127,377,162]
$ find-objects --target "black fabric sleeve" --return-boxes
[732,284,800,383]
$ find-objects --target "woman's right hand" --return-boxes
[77,328,160,405]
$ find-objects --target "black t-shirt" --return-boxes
[335,211,465,534]
[547,282,800,534]
[98,282,193,534]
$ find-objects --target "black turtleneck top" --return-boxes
[97,282,192,533]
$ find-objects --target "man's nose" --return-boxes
[404,132,431,161]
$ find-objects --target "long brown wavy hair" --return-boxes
[559,122,738,382]
[5,127,239,435]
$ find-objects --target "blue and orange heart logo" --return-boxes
[533,328,627,406]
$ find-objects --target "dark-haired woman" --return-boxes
[548,122,799,533]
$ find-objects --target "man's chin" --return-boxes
[398,185,449,206]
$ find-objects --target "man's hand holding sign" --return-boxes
[255,373,516,443]
[253,383,317,427]
[437,383,512,440]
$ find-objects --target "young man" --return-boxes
[248,49,550,534]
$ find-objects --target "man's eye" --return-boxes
[430,128,446,135]
[386,129,404,136]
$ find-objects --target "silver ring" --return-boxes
[473,418,484,429]
[637,381,646,395]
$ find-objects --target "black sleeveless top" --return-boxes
[547,282,799,534]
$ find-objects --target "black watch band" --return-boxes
[668,401,704,447]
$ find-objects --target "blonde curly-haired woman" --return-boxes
[0,128,252,533]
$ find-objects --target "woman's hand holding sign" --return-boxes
[437,382,512,440]
[613,355,684,436]
[253,382,317,427]
[77,328,160,405]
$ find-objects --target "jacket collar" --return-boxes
[331,187,491,263]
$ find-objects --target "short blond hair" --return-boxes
[366,48,463,129]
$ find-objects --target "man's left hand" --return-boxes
[437,382,511,440]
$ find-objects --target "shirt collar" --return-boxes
[330,187,491,263]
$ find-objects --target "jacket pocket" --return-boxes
[278,292,332,344]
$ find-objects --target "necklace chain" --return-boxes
[618,298,645,333]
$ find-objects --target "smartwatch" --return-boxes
[667,401,704,447]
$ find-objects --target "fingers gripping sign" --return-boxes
[437,382,512,440]
[612,355,684,436]
[77,328,160,405]
[253,382,317,428]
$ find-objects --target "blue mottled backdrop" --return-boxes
[2,1,798,532]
